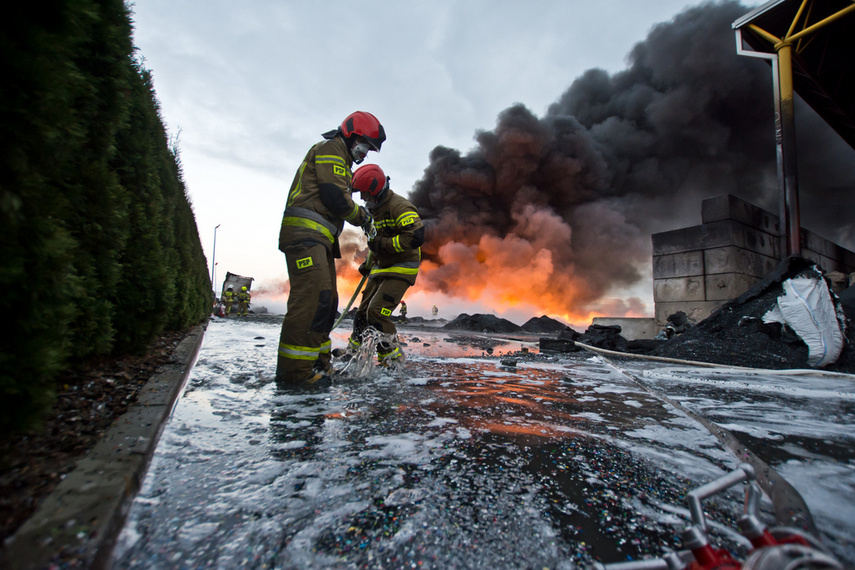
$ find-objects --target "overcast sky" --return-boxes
[130,0,767,319]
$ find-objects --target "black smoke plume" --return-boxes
[409,1,855,317]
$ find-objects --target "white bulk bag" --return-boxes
[762,275,844,367]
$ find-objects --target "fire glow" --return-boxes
[406,199,650,324]
[264,211,648,325]
[334,237,647,327]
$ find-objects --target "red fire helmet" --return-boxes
[341,111,386,151]
[352,164,388,197]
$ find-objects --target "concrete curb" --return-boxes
[1,322,207,570]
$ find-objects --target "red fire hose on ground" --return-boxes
[599,464,844,570]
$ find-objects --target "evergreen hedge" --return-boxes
[0,0,211,438]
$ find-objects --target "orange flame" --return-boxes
[257,211,650,325]
[409,204,646,324]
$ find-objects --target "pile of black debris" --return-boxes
[519,316,569,334]
[647,256,855,372]
[544,256,855,372]
[539,325,625,354]
[443,313,571,335]
[443,313,522,333]
[445,257,855,372]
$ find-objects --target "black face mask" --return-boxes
[365,188,388,211]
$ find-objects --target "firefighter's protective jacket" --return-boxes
[278,135,368,258]
[367,189,424,286]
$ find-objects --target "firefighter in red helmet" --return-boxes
[344,164,424,364]
[276,112,385,387]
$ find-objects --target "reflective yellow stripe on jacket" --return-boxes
[375,211,419,252]
[343,203,361,223]
[288,162,309,204]
[288,154,346,205]
[281,216,335,244]
[370,260,420,279]
[397,211,418,226]
[315,154,347,167]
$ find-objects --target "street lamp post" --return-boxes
[212,224,221,295]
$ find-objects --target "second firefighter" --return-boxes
[346,164,424,363]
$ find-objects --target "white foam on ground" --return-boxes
[112,320,855,567]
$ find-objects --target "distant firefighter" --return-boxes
[432,305,438,316]
[222,286,236,315]
[399,300,408,324]
[237,286,251,316]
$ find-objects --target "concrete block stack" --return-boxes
[801,229,855,276]
[651,194,855,325]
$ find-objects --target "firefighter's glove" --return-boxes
[358,262,370,276]
[363,221,377,241]
[358,207,377,240]
[357,205,369,221]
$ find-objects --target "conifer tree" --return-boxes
[0,0,212,437]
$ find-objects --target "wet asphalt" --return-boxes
[110,316,855,569]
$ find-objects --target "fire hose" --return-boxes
[597,464,843,570]
[572,342,844,569]
[331,252,373,331]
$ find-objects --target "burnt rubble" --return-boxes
[649,256,855,372]
[577,324,628,352]
[443,313,521,334]
[435,257,855,372]
[520,316,568,334]
[837,285,855,318]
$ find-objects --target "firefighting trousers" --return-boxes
[350,277,410,350]
[276,244,338,383]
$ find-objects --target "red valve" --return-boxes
[686,544,741,570]
[601,465,842,570]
